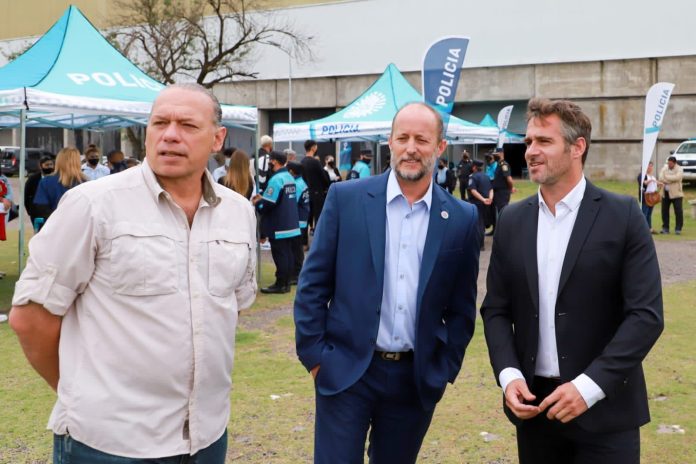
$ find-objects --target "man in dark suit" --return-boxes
[481,98,663,463]
[294,102,480,463]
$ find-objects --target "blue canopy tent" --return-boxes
[0,5,257,269]
[273,63,497,144]
[478,113,525,145]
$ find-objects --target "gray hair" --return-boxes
[159,83,222,126]
[260,135,273,147]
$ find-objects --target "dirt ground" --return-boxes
[241,237,696,332]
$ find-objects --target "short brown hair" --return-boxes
[526,98,592,164]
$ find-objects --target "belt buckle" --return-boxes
[380,351,400,361]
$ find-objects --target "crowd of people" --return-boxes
[2,83,673,464]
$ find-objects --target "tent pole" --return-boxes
[254,122,260,285]
[374,141,379,175]
[18,107,27,273]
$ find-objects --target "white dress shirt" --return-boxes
[13,160,257,458]
[377,170,432,352]
[499,176,605,408]
[81,163,110,181]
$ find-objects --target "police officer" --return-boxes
[457,150,473,201]
[467,160,493,250]
[348,149,373,179]
[287,161,310,285]
[488,149,515,235]
[252,151,301,294]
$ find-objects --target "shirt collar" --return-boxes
[386,169,433,210]
[537,176,586,213]
[141,159,221,207]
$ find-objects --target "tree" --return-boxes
[108,0,313,88]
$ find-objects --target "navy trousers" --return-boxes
[314,354,435,464]
[269,237,294,286]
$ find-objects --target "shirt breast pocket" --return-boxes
[206,229,252,297]
[106,223,179,296]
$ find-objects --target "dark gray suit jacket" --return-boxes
[481,180,664,433]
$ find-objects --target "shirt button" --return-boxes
[402,244,407,249]
[400,274,404,279]
[394,336,400,341]
[398,305,403,311]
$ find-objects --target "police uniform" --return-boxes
[348,159,371,179]
[289,163,310,283]
[490,159,512,233]
[256,166,301,291]
[492,159,512,210]
[467,170,492,249]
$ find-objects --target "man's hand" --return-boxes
[538,382,588,423]
[310,365,320,379]
[504,379,540,419]
[1,198,11,210]
[251,194,262,205]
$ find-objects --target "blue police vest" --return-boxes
[293,175,310,229]
[257,168,301,240]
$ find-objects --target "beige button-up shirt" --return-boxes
[13,160,257,458]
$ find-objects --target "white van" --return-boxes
[670,140,696,181]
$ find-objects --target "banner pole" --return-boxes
[18,107,27,273]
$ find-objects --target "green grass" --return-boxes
[1,181,695,462]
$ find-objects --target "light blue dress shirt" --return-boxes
[376,170,433,352]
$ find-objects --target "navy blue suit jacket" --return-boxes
[294,172,480,410]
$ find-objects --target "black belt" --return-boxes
[375,350,414,361]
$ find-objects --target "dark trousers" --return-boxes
[291,233,305,279]
[661,196,683,232]
[309,191,326,230]
[314,355,435,464]
[269,238,294,286]
[459,183,468,201]
[491,190,511,230]
[53,430,227,464]
[516,377,640,464]
[473,202,486,248]
[641,202,654,229]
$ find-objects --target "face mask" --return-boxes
[225,158,231,167]
[362,158,371,166]
[42,167,54,175]
[88,158,99,166]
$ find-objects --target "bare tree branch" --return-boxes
[107,0,314,89]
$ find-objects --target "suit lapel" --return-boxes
[417,186,448,316]
[557,181,602,295]
[364,175,388,294]
[522,196,540,312]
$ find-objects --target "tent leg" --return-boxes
[18,108,27,273]
[374,141,380,175]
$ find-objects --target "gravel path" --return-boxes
[240,237,696,332]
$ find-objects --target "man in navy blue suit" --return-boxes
[294,102,481,463]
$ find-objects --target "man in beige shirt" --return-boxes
[658,155,684,235]
[9,84,257,463]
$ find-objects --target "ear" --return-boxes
[437,138,448,156]
[212,126,227,152]
[570,137,586,161]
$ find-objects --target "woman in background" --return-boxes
[34,147,87,225]
[637,161,661,234]
[219,150,255,200]
[324,155,341,183]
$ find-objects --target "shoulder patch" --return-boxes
[502,164,509,173]
[266,187,274,196]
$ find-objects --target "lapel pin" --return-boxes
[441,211,449,219]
